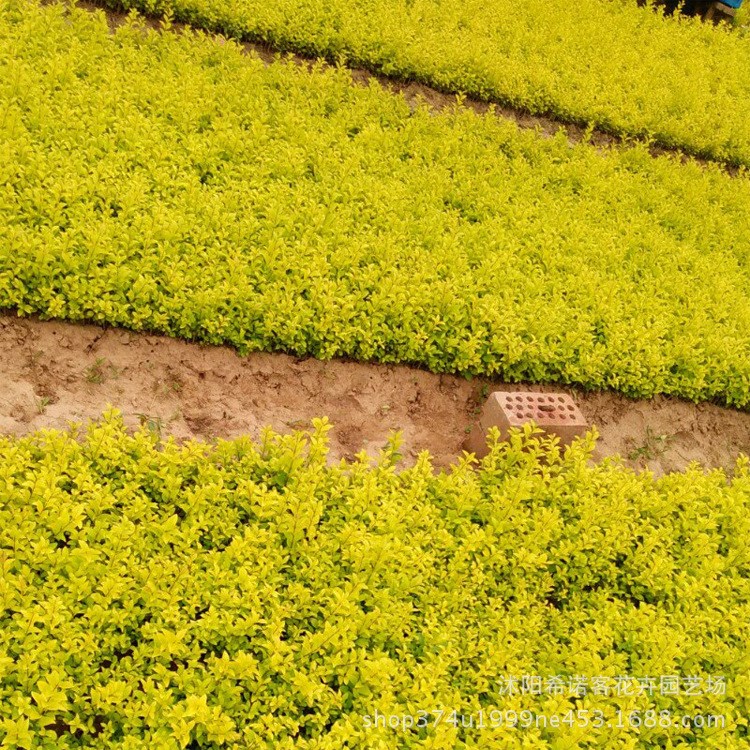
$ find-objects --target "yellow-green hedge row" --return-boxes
[0,413,748,748]
[91,0,750,165]
[5,2,750,405]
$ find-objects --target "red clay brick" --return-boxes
[464,391,588,458]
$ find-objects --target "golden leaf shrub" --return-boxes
[4,3,750,405]
[0,413,748,747]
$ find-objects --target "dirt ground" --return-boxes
[2,315,749,475]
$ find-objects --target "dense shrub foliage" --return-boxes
[89,0,750,165]
[0,413,748,748]
[5,2,750,406]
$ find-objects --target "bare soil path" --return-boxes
[2,315,749,475]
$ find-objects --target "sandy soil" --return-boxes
[2,315,749,475]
